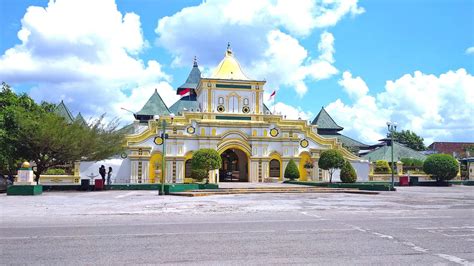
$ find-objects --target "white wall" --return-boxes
[330,160,369,182]
[80,157,131,184]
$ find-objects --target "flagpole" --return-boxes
[273,91,276,114]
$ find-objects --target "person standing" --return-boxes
[99,165,106,185]
[107,166,113,186]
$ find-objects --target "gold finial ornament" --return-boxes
[21,161,31,168]
[211,43,249,80]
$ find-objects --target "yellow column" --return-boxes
[298,153,311,181]
[149,153,163,183]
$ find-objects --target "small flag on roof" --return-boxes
[268,90,276,100]
[179,88,191,98]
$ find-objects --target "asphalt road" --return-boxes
[1,186,473,265]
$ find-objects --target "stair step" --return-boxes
[170,187,379,197]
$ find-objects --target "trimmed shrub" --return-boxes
[340,161,357,183]
[423,154,459,181]
[319,149,345,183]
[191,169,208,182]
[191,149,222,172]
[284,159,300,180]
[401,158,424,167]
[44,168,66,175]
[374,160,391,174]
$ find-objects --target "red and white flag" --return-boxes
[268,90,276,101]
[179,88,191,98]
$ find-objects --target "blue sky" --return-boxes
[0,0,473,145]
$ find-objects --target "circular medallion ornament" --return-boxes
[270,128,279,137]
[154,136,164,145]
[217,105,225,112]
[186,126,195,134]
[242,106,250,113]
[120,152,128,159]
[300,139,309,148]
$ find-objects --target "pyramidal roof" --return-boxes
[177,57,201,94]
[169,98,200,114]
[311,107,343,131]
[54,100,74,123]
[136,89,170,116]
[362,141,427,162]
[210,44,250,80]
[75,112,87,126]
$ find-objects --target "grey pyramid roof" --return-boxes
[118,123,135,134]
[75,112,87,126]
[263,103,271,114]
[169,98,200,114]
[54,100,74,123]
[177,59,201,94]
[136,89,170,116]
[311,107,343,131]
[320,133,368,148]
[362,141,427,162]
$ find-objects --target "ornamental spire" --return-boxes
[226,42,232,56]
[193,56,198,67]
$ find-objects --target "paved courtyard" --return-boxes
[1,186,473,265]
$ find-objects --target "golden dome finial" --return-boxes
[211,44,250,80]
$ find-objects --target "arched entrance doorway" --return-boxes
[220,148,248,182]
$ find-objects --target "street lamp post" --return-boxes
[387,121,397,189]
[154,114,174,196]
[161,118,167,196]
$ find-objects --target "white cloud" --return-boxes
[466,46,474,55]
[0,0,173,124]
[250,30,338,96]
[327,69,474,144]
[338,71,369,99]
[263,91,313,120]
[155,0,361,96]
[318,31,335,63]
[314,0,365,27]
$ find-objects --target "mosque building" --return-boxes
[120,45,369,184]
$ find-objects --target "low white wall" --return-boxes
[352,161,369,182]
[330,160,369,182]
[80,157,131,184]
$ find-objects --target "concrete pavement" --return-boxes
[1,186,473,265]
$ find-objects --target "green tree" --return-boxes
[423,154,459,182]
[284,159,299,180]
[374,160,392,174]
[191,169,208,182]
[389,130,426,151]
[0,83,125,183]
[191,149,222,183]
[0,82,41,177]
[340,161,357,183]
[318,149,345,183]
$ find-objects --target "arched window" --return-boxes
[229,96,239,113]
[185,159,193,178]
[243,98,249,106]
[218,97,224,104]
[269,159,280,177]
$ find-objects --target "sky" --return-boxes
[0,0,473,145]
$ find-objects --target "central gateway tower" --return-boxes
[124,45,364,184]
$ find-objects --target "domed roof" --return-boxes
[211,44,250,80]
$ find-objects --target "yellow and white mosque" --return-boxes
[118,45,369,184]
